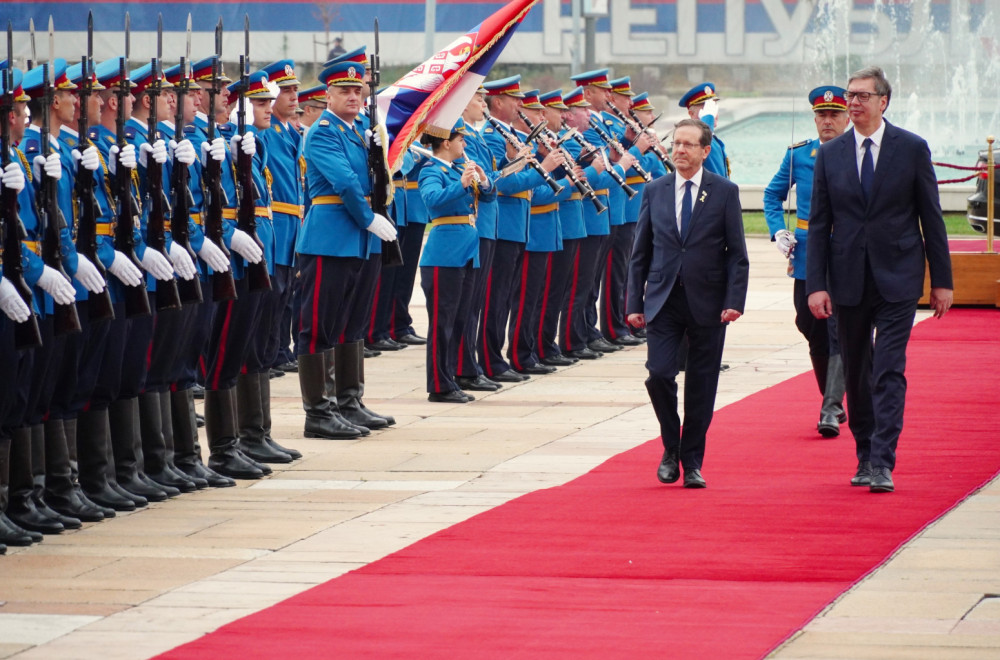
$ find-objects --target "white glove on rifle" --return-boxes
[170,139,196,166]
[698,98,719,122]
[72,145,100,172]
[364,127,383,148]
[201,137,227,164]
[230,132,256,158]
[73,254,107,293]
[107,250,144,287]
[32,153,62,181]
[774,229,797,259]
[0,161,25,193]
[196,239,231,272]
[139,139,168,167]
[366,213,397,242]
[139,248,175,281]
[230,228,263,264]
[167,242,197,280]
[109,144,137,174]
[0,276,31,323]
[36,265,77,305]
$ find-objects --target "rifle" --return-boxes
[235,14,270,292]
[1,21,42,348]
[588,114,652,183]
[203,18,237,302]
[482,109,564,195]
[169,14,202,305]
[609,104,674,174]
[561,119,637,199]
[368,19,403,267]
[74,11,115,321]
[145,14,182,311]
[37,18,81,335]
[112,14,151,318]
[516,109,606,214]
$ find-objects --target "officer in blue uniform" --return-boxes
[763,85,850,437]
[296,60,397,440]
[418,118,494,403]
[679,82,729,179]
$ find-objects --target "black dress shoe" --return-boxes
[491,369,529,383]
[633,327,646,339]
[269,368,285,379]
[176,460,236,488]
[196,413,205,428]
[567,347,602,360]
[278,360,299,373]
[265,437,302,460]
[456,375,501,391]
[515,363,556,375]
[428,390,472,403]
[588,338,621,352]
[541,354,576,367]
[238,437,294,464]
[0,514,39,546]
[208,448,265,480]
[817,412,840,438]
[367,339,406,351]
[837,411,848,424]
[719,363,731,373]
[612,334,643,346]
[851,461,873,487]
[683,469,707,489]
[656,449,680,484]
[110,482,148,507]
[364,347,381,358]
[191,384,205,399]
[47,496,105,523]
[84,485,138,512]
[147,469,198,493]
[869,467,894,493]
[119,476,170,502]
[396,333,427,345]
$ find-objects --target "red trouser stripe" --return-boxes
[481,271,493,377]
[536,253,553,359]
[367,273,381,342]
[308,257,323,355]
[211,300,233,390]
[604,248,617,340]
[564,248,581,351]
[510,253,530,371]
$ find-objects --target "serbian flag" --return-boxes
[378,0,539,172]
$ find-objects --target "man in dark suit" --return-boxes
[627,118,749,489]
[807,66,953,493]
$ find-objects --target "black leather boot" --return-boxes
[297,352,362,439]
[259,371,301,460]
[356,339,395,426]
[77,409,137,511]
[5,426,65,534]
[818,354,847,437]
[65,418,116,518]
[236,372,293,463]
[206,387,264,479]
[171,388,235,488]
[337,340,393,429]
[158,391,207,489]
[109,397,171,501]
[43,419,105,523]
[139,391,196,493]
[0,435,40,545]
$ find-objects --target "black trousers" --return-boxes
[421,263,476,393]
[457,237,495,379]
[479,239,523,377]
[297,254,364,356]
[601,222,636,341]
[507,250,550,371]
[345,256,380,343]
[205,277,263,391]
[645,285,727,470]
[382,221,425,340]
[793,278,840,357]
[562,235,602,353]
[24,317,65,427]
[836,269,917,471]
[176,280,216,391]
[539,238,578,360]
[245,284,278,376]
[268,264,295,368]
[585,233,612,342]
[146,295,198,393]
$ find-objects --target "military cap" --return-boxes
[630,92,654,112]
[65,62,106,91]
[0,68,29,103]
[230,70,276,100]
[539,90,569,110]
[261,60,300,87]
[163,63,202,90]
[563,86,590,108]
[609,76,634,97]
[678,82,717,108]
[190,56,232,84]
[570,68,612,89]
[325,46,369,70]
[23,59,78,98]
[483,75,524,98]
[520,89,544,110]
[809,85,847,112]
[320,61,365,87]
[130,63,174,96]
[94,58,136,89]
[298,84,327,107]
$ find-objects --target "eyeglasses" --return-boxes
[671,141,702,150]
[844,91,881,103]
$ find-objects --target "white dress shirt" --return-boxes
[855,120,886,176]
[674,167,704,233]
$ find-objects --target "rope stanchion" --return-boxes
[933,159,998,185]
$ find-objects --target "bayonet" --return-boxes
[27,18,35,70]
[47,16,53,85]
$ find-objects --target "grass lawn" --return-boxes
[742,212,977,237]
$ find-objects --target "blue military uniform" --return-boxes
[679,82,730,179]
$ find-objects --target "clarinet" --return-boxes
[483,113,564,195]
[609,104,674,174]
[588,115,652,183]
[517,111,606,214]
[561,120,637,199]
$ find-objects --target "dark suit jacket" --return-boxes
[626,170,749,326]
[806,121,953,305]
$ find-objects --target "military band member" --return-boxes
[679,82,729,179]
[764,85,850,437]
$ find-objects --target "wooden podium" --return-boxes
[919,252,1000,307]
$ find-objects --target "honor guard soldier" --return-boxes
[764,85,850,437]
[297,85,327,134]
[418,118,494,403]
[679,82,730,179]
[296,60,397,440]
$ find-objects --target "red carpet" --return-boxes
[161,309,1000,659]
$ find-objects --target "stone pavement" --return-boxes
[0,236,997,659]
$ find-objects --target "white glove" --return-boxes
[774,229,798,259]
[230,132,256,158]
[0,277,31,323]
[107,250,143,287]
[139,140,168,167]
[170,139,196,166]
[139,247,175,281]
[366,213,398,242]
[109,144,137,175]
[33,153,62,181]
[72,145,100,172]
[364,128,383,148]
[167,242,197,280]
[73,254,107,293]
[36,265,77,305]
[1,161,25,193]
[201,137,227,165]
[698,98,719,121]
[196,239,231,272]
[231,229,263,264]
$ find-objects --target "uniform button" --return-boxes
[681,248,687,253]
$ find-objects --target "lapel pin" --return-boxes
[699,190,707,203]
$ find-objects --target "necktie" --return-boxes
[860,137,874,199]
[680,180,693,240]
